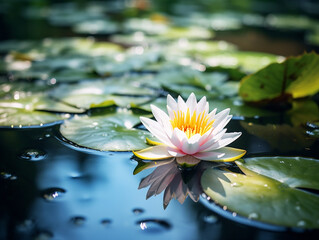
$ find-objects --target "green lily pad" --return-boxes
[201,164,319,229]
[0,107,67,128]
[266,14,314,32]
[239,52,319,103]
[203,51,283,73]
[236,157,319,190]
[60,112,153,151]
[0,81,51,98]
[50,78,156,109]
[0,95,83,113]
[306,29,319,47]
[72,19,119,35]
[124,18,169,35]
[164,40,237,58]
[161,26,213,40]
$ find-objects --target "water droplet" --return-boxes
[297,220,306,227]
[133,208,144,215]
[34,231,53,240]
[280,161,285,164]
[101,219,112,226]
[19,149,46,161]
[296,206,301,211]
[45,134,51,138]
[70,216,86,226]
[223,206,227,211]
[137,219,171,233]
[41,188,66,201]
[202,214,218,224]
[248,212,259,220]
[232,212,237,217]
[0,172,17,180]
[230,182,242,187]
[264,184,268,188]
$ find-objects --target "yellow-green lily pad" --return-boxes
[201,158,319,229]
[239,52,319,103]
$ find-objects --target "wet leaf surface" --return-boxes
[60,111,153,151]
[239,52,319,102]
[202,161,319,229]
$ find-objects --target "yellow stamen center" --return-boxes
[170,108,214,138]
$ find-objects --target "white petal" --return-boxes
[213,108,230,124]
[167,147,186,157]
[167,94,178,112]
[133,145,173,160]
[140,117,172,146]
[206,108,217,123]
[196,96,207,114]
[151,104,172,134]
[167,105,175,119]
[212,115,232,135]
[170,128,187,149]
[199,128,227,151]
[203,132,242,152]
[177,95,187,113]
[186,92,197,114]
[181,134,201,155]
[194,147,246,162]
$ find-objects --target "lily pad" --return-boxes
[0,108,67,128]
[72,19,119,35]
[236,157,319,190]
[203,51,283,73]
[0,95,84,113]
[239,52,319,103]
[201,163,319,229]
[50,78,156,109]
[60,112,153,151]
[266,14,314,32]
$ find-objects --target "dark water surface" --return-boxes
[0,120,318,240]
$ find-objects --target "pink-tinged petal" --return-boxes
[133,145,173,160]
[198,127,214,146]
[195,147,246,162]
[167,147,186,157]
[203,132,242,152]
[170,128,187,149]
[198,128,227,151]
[140,117,172,146]
[206,108,217,123]
[151,104,172,134]
[181,134,201,155]
[186,92,197,114]
[212,115,232,135]
[167,105,175,119]
[177,95,187,112]
[213,108,230,124]
[195,96,207,114]
[167,94,178,112]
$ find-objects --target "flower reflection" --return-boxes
[135,156,221,209]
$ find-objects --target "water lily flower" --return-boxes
[133,93,246,162]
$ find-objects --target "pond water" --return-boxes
[1,119,318,240]
[1,0,319,239]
